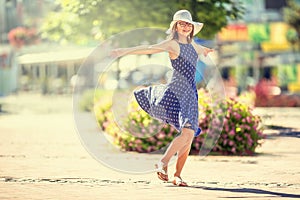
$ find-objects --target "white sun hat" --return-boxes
[166,10,204,36]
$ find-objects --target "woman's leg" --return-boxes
[172,128,194,186]
[160,127,194,168]
[174,141,192,178]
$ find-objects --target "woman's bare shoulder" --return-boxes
[165,39,180,52]
[151,39,179,53]
[158,39,177,47]
[168,39,179,46]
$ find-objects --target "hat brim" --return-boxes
[166,20,204,36]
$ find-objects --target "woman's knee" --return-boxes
[181,128,194,143]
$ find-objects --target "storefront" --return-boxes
[217,22,300,95]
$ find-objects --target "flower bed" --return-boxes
[194,90,265,155]
[94,89,264,155]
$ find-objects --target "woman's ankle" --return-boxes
[160,159,168,167]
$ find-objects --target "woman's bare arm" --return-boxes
[111,40,175,57]
[191,41,214,57]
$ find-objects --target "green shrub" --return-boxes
[193,89,265,155]
[96,100,179,152]
[95,89,264,155]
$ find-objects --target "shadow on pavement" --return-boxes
[187,186,300,198]
[265,125,300,138]
[267,130,300,138]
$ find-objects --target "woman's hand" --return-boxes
[203,47,214,57]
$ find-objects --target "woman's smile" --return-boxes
[177,21,193,36]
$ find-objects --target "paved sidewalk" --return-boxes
[0,93,299,200]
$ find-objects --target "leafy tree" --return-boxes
[176,0,244,39]
[40,0,244,45]
[284,0,300,51]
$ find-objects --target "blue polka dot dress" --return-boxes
[134,42,201,137]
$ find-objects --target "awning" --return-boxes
[17,48,94,65]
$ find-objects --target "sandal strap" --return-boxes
[173,176,187,186]
[155,161,167,175]
[174,176,183,183]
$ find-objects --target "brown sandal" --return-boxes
[172,176,188,187]
[155,161,168,182]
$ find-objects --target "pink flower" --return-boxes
[167,132,174,137]
[222,134,228,139]
[148,126,154,133]
[157,141,163,146]
[148,137,156,143]
[135,139,142,144]
[229,130,235,136]
[234,112,241,120]
[223,118,228,124]
[258,131,264,137]
[147,146,152,153]
[246,116,252,123]
[136,146,142,152]
[157,132,166,139]
[247,139,253,146]
[225,123,229,132]
[231,147,236,153]
[229,140,234,146]
[236,136,243,141]
[195,143,200,150]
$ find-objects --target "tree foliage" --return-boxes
[284,0,300,50]
[41,0,244,45]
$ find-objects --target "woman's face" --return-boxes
[176,21,193,37]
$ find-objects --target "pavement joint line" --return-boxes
[1,176,299,189]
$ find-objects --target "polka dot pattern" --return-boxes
[134,43,201,136]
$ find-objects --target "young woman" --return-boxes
[112,10,213,186]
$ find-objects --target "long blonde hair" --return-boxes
[167,22,194,43]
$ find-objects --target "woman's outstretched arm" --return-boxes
[191,40,214,57]
[111,40,174,57]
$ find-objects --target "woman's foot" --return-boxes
[172,176,188,187]
[155,161,168,181]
